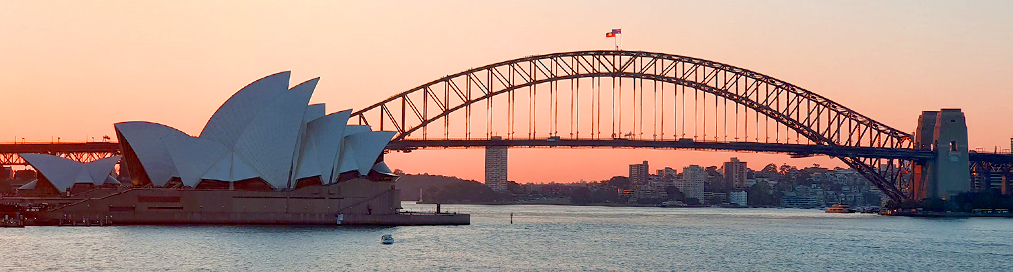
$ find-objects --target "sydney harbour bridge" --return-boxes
[3,50,1011,202]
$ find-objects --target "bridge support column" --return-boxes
[484,137,508,192]
[1002,175,1009,196]
[915,109,970,200]
[912,111,937,200]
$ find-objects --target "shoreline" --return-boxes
[880,210,1013,218]
[414,200,751,208]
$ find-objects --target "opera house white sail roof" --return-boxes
[23,71,396,192]
[17,154,122,192]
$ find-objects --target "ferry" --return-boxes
[826,204,854,213]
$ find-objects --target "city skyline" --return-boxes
[3,1,1012,183]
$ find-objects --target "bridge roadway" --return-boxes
[2,141,1010,165]
[386,139,937,160]
[0,142,120,165]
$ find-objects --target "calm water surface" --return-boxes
[2,202,1012,271]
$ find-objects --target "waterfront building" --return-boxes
[724,157,748,189]
[729,191,748,206]
[703,192,727,204]
[23,71,399,193]
[781,192,817,208]
[629,161,649,186]
[485,137,508,192]
[679,165,706,203]
[11,72,469,226]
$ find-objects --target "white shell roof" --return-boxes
[334,125,373,177]
[18,180,38,190]
[114,122,188,186]
[19,153,122,192]
[304,104,326,123]
[233,78,317,189]
[372,161,393,174]
[85,156,122,184]
[163,135,228,187]
[304,110,351,183]
[288,103,326,182]
[345,131,396,176]
[203,152,260,182]
[200,71,291,147]
[104,175,121,185]
[114,72,397,189]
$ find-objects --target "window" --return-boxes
[950,141,958,152]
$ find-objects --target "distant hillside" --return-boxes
[395,174,477,201]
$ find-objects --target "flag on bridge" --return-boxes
[606,28,622,50]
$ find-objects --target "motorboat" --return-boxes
[826,204,854,213]
[381,234,394,244]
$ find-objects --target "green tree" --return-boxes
[607,176,631,189]
[570,187,592,205]
[665,186,685,201]
[747,181,775,207]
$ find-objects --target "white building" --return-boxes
[729,191,748,207]
[38,71,400,191]
[629,161,649,186]
[679,165,706,203]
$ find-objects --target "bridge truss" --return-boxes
[0,142,120,166]
[351,50,919,202]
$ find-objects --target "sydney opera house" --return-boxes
[10,72,467,225]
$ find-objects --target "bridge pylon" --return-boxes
[485,136,508,192]
[912,109,970,200]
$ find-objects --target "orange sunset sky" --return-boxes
[2,1,1011,183]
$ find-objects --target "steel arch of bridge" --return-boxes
[352,50,917,201]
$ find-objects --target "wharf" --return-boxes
[880,209,1013,218]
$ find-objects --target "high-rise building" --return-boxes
[679,165,706,203]
[485,137,508,192]
[629,161,649,186]
[658,167,677,178]
[724,157,748,189]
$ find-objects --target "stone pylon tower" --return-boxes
[485,136,508,192]
[912,109,970,200]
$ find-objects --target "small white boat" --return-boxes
[381,234,394,244]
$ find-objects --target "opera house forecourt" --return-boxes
[9,72,468,226]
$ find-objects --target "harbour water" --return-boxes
[3,202,1013,271]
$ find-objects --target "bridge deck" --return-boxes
[387,139,937,160]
